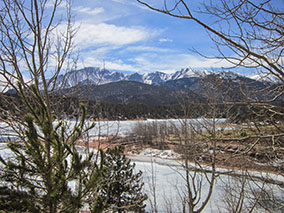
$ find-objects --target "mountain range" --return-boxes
[55,67,208,88]
[3,67,280,120]
[54,67,277,106]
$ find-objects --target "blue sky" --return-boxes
[68,0,238,74]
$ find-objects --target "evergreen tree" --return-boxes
[0,1,147,212]
[0,87,105,212]
[0,186,35,212]
[93,146,147,213]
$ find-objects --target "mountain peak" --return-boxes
[53,67,253,89]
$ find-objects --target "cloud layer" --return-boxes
[68,1,233,74]
[74,23,156,48]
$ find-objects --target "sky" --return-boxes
[63,0,233,75]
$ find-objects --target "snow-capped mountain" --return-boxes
[141,71,171,85]
[53,66,257,89]
[170,68,208,80]
[55,67,125,88]
[50,67,278,107]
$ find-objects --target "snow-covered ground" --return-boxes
[129,147,284,212]
[132,155,284,213]
[135,160,221,212]
[137,148,182,160]
[1,142,283,212]
[1,119,283,212]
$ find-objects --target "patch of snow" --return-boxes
[144,79,152,84]
[138,148,181,159]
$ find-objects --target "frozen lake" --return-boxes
[0,118,227,140]
[86,118,227,136]
[0,143,283,212]
[133,157,284,213]
[135,159,222,212]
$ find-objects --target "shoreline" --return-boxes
[77,136,284,176]
[127,153,284,187]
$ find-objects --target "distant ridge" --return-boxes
[59,80,207,105]
[51,67,279,106]
[53,67,210,89]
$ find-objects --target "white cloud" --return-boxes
[159,38,173,43]
[73,6,105,16]
[77,56,139,72]
[74,23,156,48]
[76,56,104,68]
[78,51,233,74]
[128,53,233,73]
[45,1,66,9]
[105,60,139,72]
[125,45,174,53]
[177,54,232,69]
[111,0,142,7]
[111,0,127,3]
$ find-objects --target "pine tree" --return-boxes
[0,186,35,212]
[0,1,147,212]
[0,85,105,212]
[92,146,147,212]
